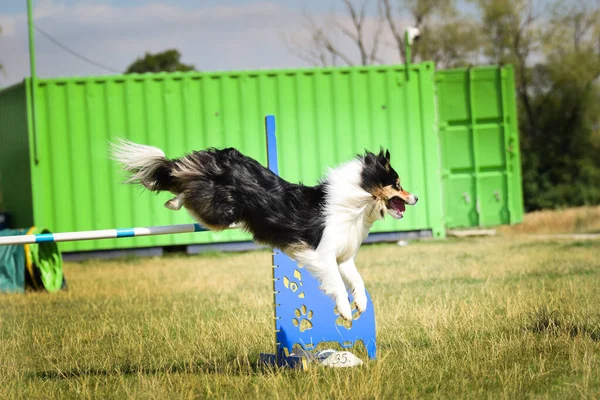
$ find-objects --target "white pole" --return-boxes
[0,223,208,246]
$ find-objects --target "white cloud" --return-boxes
[0,0,418,87]
[0,1,315,86]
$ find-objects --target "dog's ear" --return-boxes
[376,147,391,171]
[362,149,374,165]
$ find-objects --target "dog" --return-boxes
[110,140,418,321]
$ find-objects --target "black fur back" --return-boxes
[161,148,327,250]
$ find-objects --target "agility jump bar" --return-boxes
[0,223,208,246]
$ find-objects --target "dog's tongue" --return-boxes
[389,198,406,212]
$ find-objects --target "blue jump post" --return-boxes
[259,115,377,369]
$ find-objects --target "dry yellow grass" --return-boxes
[0,235,599,399]
[499,205,600,235]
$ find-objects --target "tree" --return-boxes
[285,0,480,68]
[521,2,600,209]
[285,0,385,66]
[125,49,195,74]
[382,0,481,67]
[474,0,541,136]
[474,0,600,209]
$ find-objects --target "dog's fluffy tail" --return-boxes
[109,138,174,192]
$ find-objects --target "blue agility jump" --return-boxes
[0,115,377,368]
[260,116,376,368]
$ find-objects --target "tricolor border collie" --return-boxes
[111,141,418,321]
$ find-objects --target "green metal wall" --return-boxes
[17,63,444,252]
[436,65,524,227]
[0,83,34,229]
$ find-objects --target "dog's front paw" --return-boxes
[353,288,368,313]
[335,298,353,322]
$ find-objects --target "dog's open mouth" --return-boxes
[387,197,406,219]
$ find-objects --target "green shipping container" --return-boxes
[0,63,523,253]
[436,67,524,227]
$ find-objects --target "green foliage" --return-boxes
[125,49,195,74]
[389,0,482,67]
[521,66,600,209]
[512,1,600,210]
[413,18,481,68]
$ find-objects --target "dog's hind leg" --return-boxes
[338,257,367,313]
[165,193,185,210]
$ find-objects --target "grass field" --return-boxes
[1,232,599,398]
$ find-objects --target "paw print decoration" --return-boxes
[334,300,362,330]
[283,269,304,298]
[292,305,313,332]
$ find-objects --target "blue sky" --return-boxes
[0,0,396,86]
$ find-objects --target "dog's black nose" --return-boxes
[413,195,419,203]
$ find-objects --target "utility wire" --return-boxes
[34,26,122,74]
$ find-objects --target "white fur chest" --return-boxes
[315,159,382,263]
[318,213,373,263]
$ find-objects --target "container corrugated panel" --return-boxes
[0,82,34,229]
[436,65,524,228]
[23,63,445,252]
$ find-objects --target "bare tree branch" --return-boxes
[382,0,405,63]
[332,0,375,65]
[284,0,483,68]
[284,0,388,67]
[282,10,357,67]
[281,27,328,66]
[369,0,385,63]
[283,14,339,67]
[512,1,538,135]
[310,11,357,67]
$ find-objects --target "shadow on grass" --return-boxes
[28,355,274,381]
[525,306,600,342]
[511,239,600,251]
[513,267,597,282]
[509,241,561,250]
[563,240,600,249]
